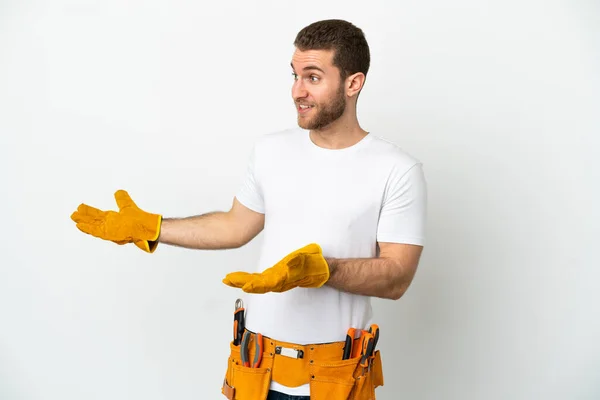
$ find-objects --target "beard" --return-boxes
[296,84,346,130]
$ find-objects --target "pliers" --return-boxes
[359,331,375,368]
[240,331,263,368]
[351,324,380,369]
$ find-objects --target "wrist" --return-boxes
[324,257,337,274]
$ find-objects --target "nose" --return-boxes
[292,78,308,101]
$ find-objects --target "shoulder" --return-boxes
[365,134,423,172]
[366,136,427,200]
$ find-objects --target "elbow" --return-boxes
[386,261,419,300]
[389,289,404,301]
[387,281,410,301]
[231,238,245,249]
[227,241,245,250]
[234,234,254,249]
[230,230,252,249]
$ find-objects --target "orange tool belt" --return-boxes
[221,328,384,400]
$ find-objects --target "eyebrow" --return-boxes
[290,62,325,74]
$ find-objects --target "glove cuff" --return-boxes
[135,214,162,253]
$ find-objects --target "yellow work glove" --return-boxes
[222,243,330,293]
[70,190,162,253]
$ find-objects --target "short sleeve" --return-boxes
[376,162,427,245]
[235,144,265,214]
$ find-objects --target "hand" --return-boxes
[222,243,330,293]
[70,190,162,253]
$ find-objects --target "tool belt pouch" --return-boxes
[309,356,359,399]
[309,351,384,400]
[347,350,384,400]
[222,340,274,400]
[221,337,384,400]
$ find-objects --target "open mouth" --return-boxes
[297,104,314,114]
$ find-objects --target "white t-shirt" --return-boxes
[234,127,427,396]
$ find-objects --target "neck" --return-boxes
[309,108,368,150]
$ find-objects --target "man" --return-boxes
[71,19,427,400]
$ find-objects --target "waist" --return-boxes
[249,328,359,361]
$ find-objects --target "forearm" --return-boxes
[158,212,243,250]
[324,257,414,300]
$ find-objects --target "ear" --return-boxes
[346,72,366,98]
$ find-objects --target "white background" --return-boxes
[1,0,599,399]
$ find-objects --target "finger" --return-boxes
[71,203,106,218]
[70,211,83,223]
[242,272,283,294]
[75,222,105,238]
[71,211,101,224]
[222,277,245,288]
[75,221,125,242]
[241,277,269,294]
[222,272,253,287]
[222,278,237,288]
[77,203,106,217]
[222,272,254,288]
[114,190,137,210]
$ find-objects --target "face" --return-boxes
[291,49,347,130]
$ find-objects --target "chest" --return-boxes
[260,160,387,231]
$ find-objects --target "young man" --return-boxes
[71,19,427,400]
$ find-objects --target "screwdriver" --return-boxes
[342,328,356,360]
[233,298,245,346]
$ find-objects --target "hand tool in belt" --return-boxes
[367,324,380,370]
[233,298,245,346]
[240,331,263,368]
[342,328,356,360]
[352,329,369,358]
[359,331,375,369]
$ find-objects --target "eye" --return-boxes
[310,75,320,82]
[291,72,298,80]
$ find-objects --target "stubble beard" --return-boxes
[297,84,346,131]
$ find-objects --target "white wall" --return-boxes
[1,0,598,399]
